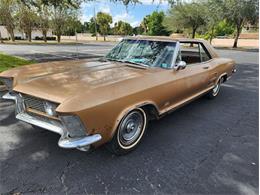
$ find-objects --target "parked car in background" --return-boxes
[0,36,236,155]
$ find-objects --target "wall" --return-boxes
[0,25,53,39]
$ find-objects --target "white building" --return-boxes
[0,25,53,40]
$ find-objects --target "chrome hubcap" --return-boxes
[126,122,136,133]
[213,78,222,96]
[213,83,220,94]
[118,110,145,146]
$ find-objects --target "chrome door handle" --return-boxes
[203,66,209,69]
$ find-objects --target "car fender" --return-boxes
[109,101,159,140]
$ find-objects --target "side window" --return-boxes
[180,42,211,65]
[199,43,211,62]
[180,42,201,64]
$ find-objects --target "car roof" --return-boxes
[124,35,206,43]
[123,35,219,58]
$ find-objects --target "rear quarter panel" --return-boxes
[210,58,236,84]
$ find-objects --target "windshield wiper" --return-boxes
[105,58,148,69]
[104,58,124,63]
[104,58,149,68]
[122,60,149,69]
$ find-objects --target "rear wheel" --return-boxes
[207,77,224,99]
[107,108,147,155]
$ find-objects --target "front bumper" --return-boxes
[2,92,102,151]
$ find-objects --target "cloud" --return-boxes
[114,12,133,23]
[99,5,111,14]
[80,14,92,23]
[130,21,141,27]
[80,2,111,23]
[113,12,140,27]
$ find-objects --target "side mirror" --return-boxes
[174,61,187,71]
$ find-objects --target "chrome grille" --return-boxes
[22,94,46,113]
[27,111,62,126]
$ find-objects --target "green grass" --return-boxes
[0,53,35,72]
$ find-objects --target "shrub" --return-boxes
[15,36,24,40]
[34,36,56,41]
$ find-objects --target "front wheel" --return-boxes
[107,108,147,155]
[207,77,224,99]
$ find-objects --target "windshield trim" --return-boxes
[171,41,180,69]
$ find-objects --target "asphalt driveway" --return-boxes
[0,43,114,62]
[0,43,258,194]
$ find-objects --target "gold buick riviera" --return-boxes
[0,36,236,155]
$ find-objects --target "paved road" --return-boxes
[0,43,114,62]
[0,43,258,194]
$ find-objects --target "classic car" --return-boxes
[0,36,236,155]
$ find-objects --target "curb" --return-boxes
[214,47,259,52]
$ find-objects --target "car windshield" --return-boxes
[105,39,176,69]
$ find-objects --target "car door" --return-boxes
[168,42,213,109]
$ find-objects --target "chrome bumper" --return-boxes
[2,92,102,151]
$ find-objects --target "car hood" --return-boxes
[7,59,151,103]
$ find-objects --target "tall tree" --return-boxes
[133,26,144,35]
[96,12,112,41]
[164,1,206,38]
[140,16,148,34]
[203,0,224,43]
[22,0,82,42]
[51,6,67,42]
[223,0,258,48]
[114,21,133,35]
[36,4,50,42]
[145,11,169,36]
[0,0,17,42]
[89,17,99,36]
[63,16,84,35]
[17,4,38,42]
[50,2,80,42]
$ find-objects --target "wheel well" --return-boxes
[222,74,228,82]
[140,104,159,120]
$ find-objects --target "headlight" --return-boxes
[0,77,13,91]
[43,101,57,116]
[60,115,87,138]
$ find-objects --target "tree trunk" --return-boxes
[233,21,243,48]
[8,28,15,42]
[103,35,106,41]
[192,28,196,38]
[42,30,47,42]
[233,19,244,48]
[0,31,3,43]
[209,27,215,44]
[57,34,61,43]
[28,31,32,42]
[209,37,213,44]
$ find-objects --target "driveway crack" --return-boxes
[59,161,76,195]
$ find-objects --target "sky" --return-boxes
[80,0,170,27]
